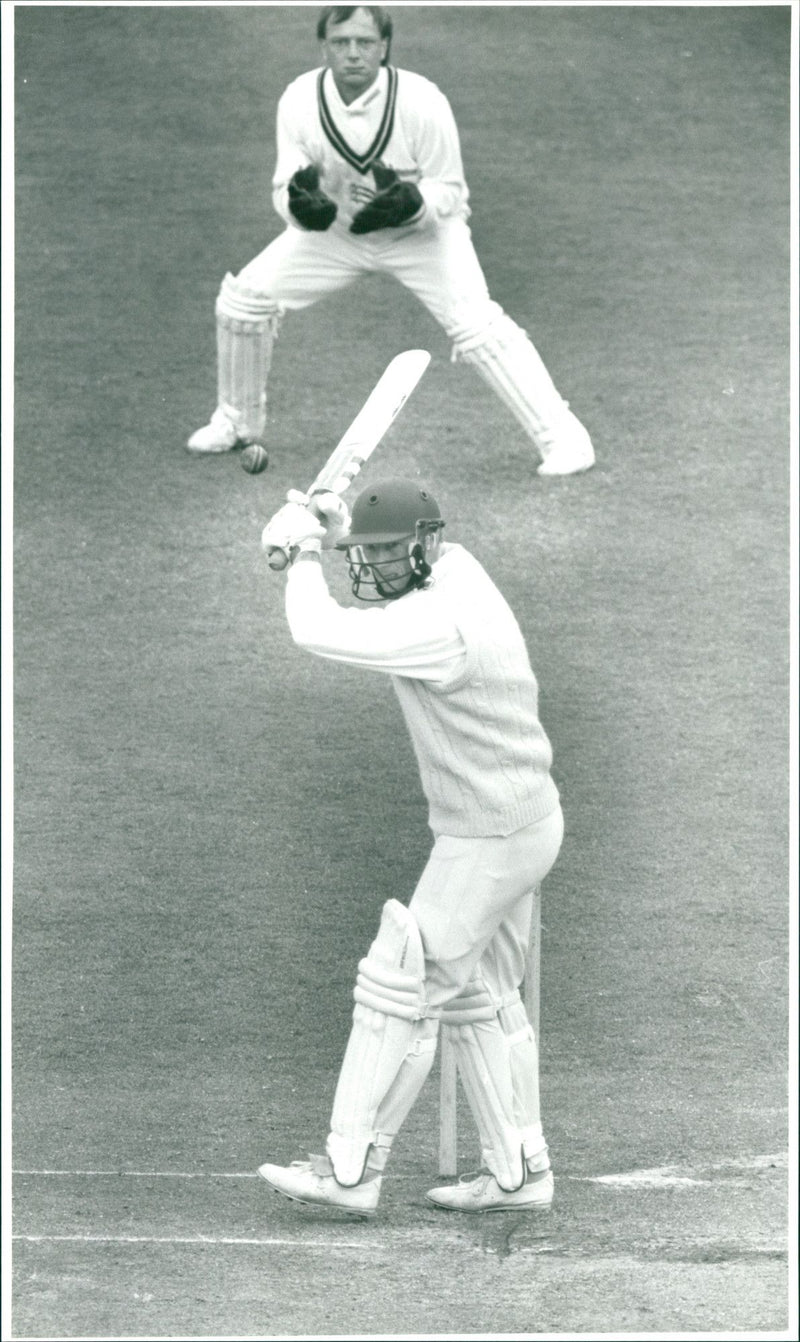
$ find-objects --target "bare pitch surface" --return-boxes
[11,5,792,1337]
[11,1158,788,1336]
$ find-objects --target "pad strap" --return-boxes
[439,984,521,1024]
[216,272,284,323]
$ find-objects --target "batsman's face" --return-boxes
[322,9,387,103]
[347,540,416,601]
[365,541,413,593]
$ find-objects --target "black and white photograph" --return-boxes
[4,2,796,1337]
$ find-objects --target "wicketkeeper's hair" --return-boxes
[317,6,393,63]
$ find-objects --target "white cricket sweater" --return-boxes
[285,544,559,838]
[272,65,470,232]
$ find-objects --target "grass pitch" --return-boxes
[10,5,792,1337]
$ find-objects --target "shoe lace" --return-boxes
[287,1153,332,1176]
[458,1168,493,1186]
[308,1152,335,1177]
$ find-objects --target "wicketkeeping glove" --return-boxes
[349,164,424,235]
[288,165,338,232]
[260,499,326,555]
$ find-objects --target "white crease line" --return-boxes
[588,1173,712,1188]
[13,1234,372,1248]
[12,1168,423,1182]
[13,1169,259,1179]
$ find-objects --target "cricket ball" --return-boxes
[241,444,269,475]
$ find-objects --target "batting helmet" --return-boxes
[342,478,443,544]
[337,478,445,601]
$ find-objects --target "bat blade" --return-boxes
[268,349,430,570]
[307,349,431,496]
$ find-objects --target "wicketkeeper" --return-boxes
[257,479,564,1215]
[187,5,595,478]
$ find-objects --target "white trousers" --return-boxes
[222,217,589,460]
[410,806,564,1009]
[237,217,504,343]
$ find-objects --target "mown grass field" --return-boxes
[9,4,793,1337]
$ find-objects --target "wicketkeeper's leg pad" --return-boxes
[327,900,437,1187]
[441,980,542,1192]
[451,310,574,458]
[214,273,284,442]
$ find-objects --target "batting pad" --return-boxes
[452,313,571,456]
[214,274,283,442]
[498,997,549,1170]
[440,981,533,1192]
[327,899,437,1187]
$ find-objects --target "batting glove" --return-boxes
[308,491,351,549]
[260,500,326,554]
[285,488,350,549]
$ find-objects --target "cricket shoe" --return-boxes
[186,408,245,454]
[426,1166,554,1213]
[537,416,595,476]
[258,1154,381,1218]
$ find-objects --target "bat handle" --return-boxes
[267,547,290,572]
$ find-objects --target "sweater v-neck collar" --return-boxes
[317,66,398,175]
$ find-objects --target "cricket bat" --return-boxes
[267,349,431,570]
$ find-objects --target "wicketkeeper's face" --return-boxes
[322,9,388,101]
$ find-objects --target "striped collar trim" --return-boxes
[317,66,398,174]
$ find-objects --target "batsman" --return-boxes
[258,478,565,1215]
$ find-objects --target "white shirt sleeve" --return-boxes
[410,85,469,221]
[284,559,467,682]
[272,87,311,227]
